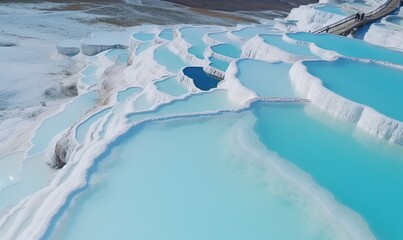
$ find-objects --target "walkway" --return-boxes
[313,0,401,35]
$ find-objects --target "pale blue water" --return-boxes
[128,90,234,123]
[209,57,229,72]
[260,34,316,57]
[286,32,403,65]
[314,5,347,16]
[49,112,339,240]
[207,31,239,45]
[159,28,174,40]
[28,91,98,156]
[154,45,187,73]
[235,59,295,97]
[155,76,187,96]
[76,108,111,144]
[135,41,152,55]
[132,32,154,42]
[210,43,241,59]
[105,49,129,64]
[117,87,142,103]
[232,27,281,40]
[81,65,97,76]
[304,58,403,121]
[80,76,98,86]
[180,27,213,59]
[254,103,403,240]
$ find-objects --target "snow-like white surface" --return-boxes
[1,0,402,239]
[363,8,403,51]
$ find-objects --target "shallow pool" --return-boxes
[28,91,98,156]
[260,34,316,57]
[254,103,403,240]
[154,45,187,73]
[236,59,295,97]
[132,32,154,42]
[135,41,152,55]
[304,58,403,121]
[155,76,187,96]
[117,87,142,103]
[105,49,129,64]
[80,76,98,86]
[76,108,111,144]
[180,27,216,59]
[81,65,97,76]
[209,57,229,72]
[232,27,281,40]
[286,32,403,65]
[50,111,347,240]
[159,28,174,41]
[207,31,239,45]
[211,43,241,59]
[128,90,235,123]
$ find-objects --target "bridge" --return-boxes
[313,0,401,35]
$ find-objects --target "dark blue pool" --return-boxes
[183,67,220,91]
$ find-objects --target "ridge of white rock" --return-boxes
[290,60,403,145]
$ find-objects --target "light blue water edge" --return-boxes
[231,26,281,40]
[254,103,403,240]
[48,106,357,240]
[209,57,229,72]
[76,108,112,144]
[154,45,187,73]
[155,76,188,96]
[159,28,174,41]
[180,27,218,60]
[304,58,403,121]
[132,32,155,42]
[260,34,316,57]
[117,87,142,103]
[28,91,99,156]
[105,49,129,64]
[286,32,403,65]
[235,59,295,97]
[210,43,241,59]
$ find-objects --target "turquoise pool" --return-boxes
[260,34,316,57]
[209,57,229,72]
[304,58,403,121]
[28,91,98,156]
[235,59,295,97]
[211,43,241,59]
[49,111,348,240]
[155,76,187,96]
[136,41,152,55]
[232,27,281,40]
[254,103,403,240]
[117,87,142,103]
[76,108,111,144]
[133,32,154,42]
[159,28,174,40]
[155,45,187,73]
[286,32,403,65]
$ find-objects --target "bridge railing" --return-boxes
[312,0,395,34]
